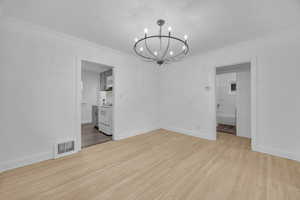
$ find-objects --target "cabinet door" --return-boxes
[100,73,105,91]
[99,108,106,122]
[100,107,110,125]
[107,107,112,129]
[106,76,113,88]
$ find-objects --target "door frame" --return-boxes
[75,57,116,152]
[211,57,257,149]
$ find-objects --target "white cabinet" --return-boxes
[106,76,113,89]
[98,106,112,135]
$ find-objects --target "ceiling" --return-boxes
[1,0,300,55]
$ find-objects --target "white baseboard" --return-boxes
[81,121,92,125]
[162,127,216,141]
[114,127,159,140]
[0,151,53,173]
[3,129,298,173]
[253,144,300,162]
[0,127,158,173]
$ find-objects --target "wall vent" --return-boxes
[54,140,76,158]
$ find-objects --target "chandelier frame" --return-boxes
[133,19,189,65]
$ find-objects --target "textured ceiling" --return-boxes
[2,0,300,55]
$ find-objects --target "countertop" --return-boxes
[99,105,113,108]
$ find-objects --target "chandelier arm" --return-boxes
[164,57,173,62]
[166,50,186,61]
[135,51,156,61]
[143,59,156,62]
[161,36,171,60]
[133,47,157,61]
[173,49,187,58]
[168,44,189,60]
[175,43,190,57]
[144,39,158,59]
[165,57,181,63]
[165,53,186,63]
[159,25,162,51]
[133,41,157,61]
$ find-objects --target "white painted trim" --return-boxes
[211,67,217,139]
[250,57,258,148]
[212,57,258,149]
[75,57,82,152]
[81,121,93,125]
[76,57,116,151]
[53,150,78,159]
[0,151,53,173]
[114,127,159,141]
[253,145,300,162]
[162,127,216,141]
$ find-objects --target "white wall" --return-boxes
[0,18,159,172]
[236,70,251,138]
[216,73,236,125]
[0,4,3,17]
[159,61,216,140]
[1,15,300,172]
[160,26,300,161]
[81,70,100,124]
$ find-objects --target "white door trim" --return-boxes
[211,57,257,150]
[75,57,116,152]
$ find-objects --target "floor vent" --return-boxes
[54,140,75,158]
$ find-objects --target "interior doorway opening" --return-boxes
[215,62,251,139]
[80,60,114,148]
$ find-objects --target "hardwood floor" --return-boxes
[1,129,299,200]
[217,123,236,135]
[81,123,112,148]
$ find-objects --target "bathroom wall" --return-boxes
[236,70,251,138]
[216,73,236,125]
[81,70,100,124]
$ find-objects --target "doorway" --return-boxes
[215,62,251,139]
[80,60,114,148]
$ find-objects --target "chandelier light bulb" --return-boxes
[154,51,158,56]
[144,28,148,34]
[182,45,186,50]
[168,26,172,32]
[169,51,174,55]
[140,47,143,52]
[134,37,138,42]
[184,34,188,40]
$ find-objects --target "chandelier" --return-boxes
[133,19,189,65]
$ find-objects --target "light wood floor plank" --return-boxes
[0,129,299,200]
